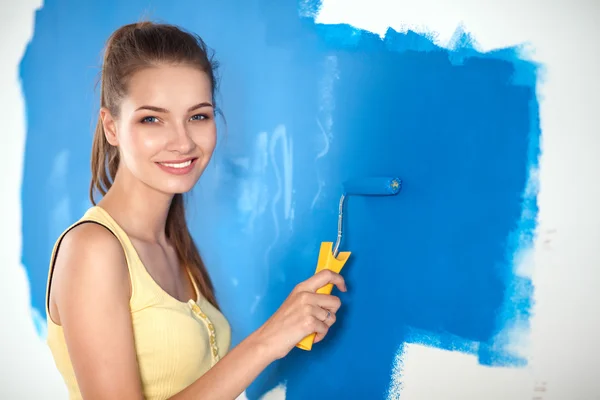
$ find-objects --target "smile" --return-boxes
[158,160,193,168]
[155,158,198,175]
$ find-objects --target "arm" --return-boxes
[51,223,346,400]
[50,223,144,399]
[172,270,347,400]
[169,331,271,400]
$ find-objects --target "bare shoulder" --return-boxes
[49,221,144,398]
[50,221,130,324]
[59,221,124,259]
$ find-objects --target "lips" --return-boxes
[155,157,198,175]
[157,159,194,169]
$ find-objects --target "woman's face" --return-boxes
[103,64,217,195]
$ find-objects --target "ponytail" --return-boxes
[167,195,219,310]
[89,118,119,204]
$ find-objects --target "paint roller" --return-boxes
[296,176,402,351]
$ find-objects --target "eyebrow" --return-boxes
[135,102,214,113]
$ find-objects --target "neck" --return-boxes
[97,167,174,244]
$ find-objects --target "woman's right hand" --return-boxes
[252,269,347,361]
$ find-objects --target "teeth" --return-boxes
[160,160,193,168]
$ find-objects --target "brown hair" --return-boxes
[89,21,220,310]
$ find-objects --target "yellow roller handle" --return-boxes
[296,242,351,351]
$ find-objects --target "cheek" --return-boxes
[123,125,166,159]
[193,126,217,153]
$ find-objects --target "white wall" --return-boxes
[1,0,598,399]
[0,0,69,398]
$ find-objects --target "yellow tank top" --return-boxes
[45,206,231,399]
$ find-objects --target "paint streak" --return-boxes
[20,0,540,398]
[263,124,294,298]
[312,55,338,209]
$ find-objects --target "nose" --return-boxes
[167,123,196,154]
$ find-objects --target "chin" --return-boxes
[148,175,200,196]
[161,182,198,195]
[150,163,205,195]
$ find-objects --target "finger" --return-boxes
[313,293,342,313]
[307,317,329,343]
[323,308,336,327]
[313,320,330,343]
[297,292,341,313]
[309,305,336,327]
[303,269,347,293]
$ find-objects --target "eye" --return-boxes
[141,116,159,124]
[190,114,209,121]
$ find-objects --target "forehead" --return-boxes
[122,64,212,111]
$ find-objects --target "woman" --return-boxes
[45,21,346,400]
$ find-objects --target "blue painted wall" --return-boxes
[20,0,540,398]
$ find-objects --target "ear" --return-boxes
[100,107,119,146]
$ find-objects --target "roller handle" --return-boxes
[296,242,351,351]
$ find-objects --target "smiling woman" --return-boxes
[44,21,347,400]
